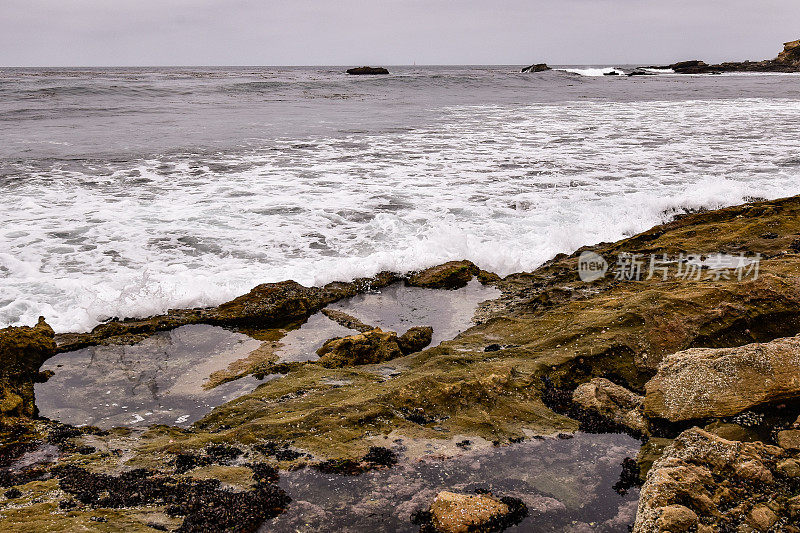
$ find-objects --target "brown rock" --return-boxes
[748,504,778,530]
[703,421,760,443]
[572,377,649,434]
[778,429,800,450]
[428,491,510,533]
[407,261,480,290]
[644,334,800,422]
[777,459,800,478]
[397,326,433,355]
[320,308,374,333]
[655,504,698,531]
[0,317,56,417]
[316,328,403,368]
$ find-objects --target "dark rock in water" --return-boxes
[362,446,397,467]
[408,260,480,290]
[346,66,389,75]
[603,71,620,76]
[521,63,550,73]
[4,488,21,499]
[0,317,56,417]
[397,326,433,355]
[627,70,653,76]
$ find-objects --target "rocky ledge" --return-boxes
[650,39,800,74]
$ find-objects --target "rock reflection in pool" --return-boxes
[264,432,640,532]
[36,324,264,428]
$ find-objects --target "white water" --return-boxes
[4,97,800,332]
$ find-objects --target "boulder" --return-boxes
[397,326,433,355]
[633,428,793,533]
[644,334,800,422]
[346,66,389,75]
[408,261,480,290]
[0,317,56,417]
[316,328,403,368]
[427,491,510,533]
[572,378,649,434]
[521,63,550,73]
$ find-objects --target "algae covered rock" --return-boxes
[408,260,480,290]
[572,377,649,435]
[633,428,793,533]
[420,490,527,533]
[644,334,800,422]
[397,326,433,355]
[317,328,403,368]
[0,317,56,417]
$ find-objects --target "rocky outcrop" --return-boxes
[346,66,389,75]
[572,378,649,435]
[418,490,526,533]
[654,39,800,74]
[408,261,480,290]
[521,63,550,73]
[0,318,56,417]
[644,335,800,422]
[316,325,434,368]
[633,428,798,533]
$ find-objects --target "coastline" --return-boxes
[5,195,800,530]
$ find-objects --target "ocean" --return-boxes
[2,65,800,332]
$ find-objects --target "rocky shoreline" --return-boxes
[651,39,800,74]
[5,195,800,530]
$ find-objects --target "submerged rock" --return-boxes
[320,308,374,333]
[521,63,550,73]
[572,378,649,435]
[408,260,480,290]
[419,490,526,533]
[0,317,56,417]
[633,428,796,533]
[346,66,389,75]
[644,334,800,422]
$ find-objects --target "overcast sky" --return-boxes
[1,0,798,66]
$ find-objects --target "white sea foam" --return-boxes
[3,98,800,331]
[558,67,625,77]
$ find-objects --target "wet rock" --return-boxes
[346,66,389,75]
[419,490,526,533]
[644,334,800,422]
[317,328,404,368]
[521,63,550,73]
[703,421,760,442]
[397,326,433,355]
[407,260,480,290]
[633,428,793,532]
[321,308,374,333]
[636,438,673,482]
[572,378,649,435]
[603,71,620,76]
[362,446,398,467]
[0,317,56,417]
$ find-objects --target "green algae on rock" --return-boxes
[0,318,56,418]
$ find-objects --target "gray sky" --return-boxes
[1,0,798,66]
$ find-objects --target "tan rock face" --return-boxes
[644,335,800,422]
[633,428,793,533]
[428,491,510,533]
[572,377,649,434]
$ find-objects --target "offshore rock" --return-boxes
[572,378,649,435]
[408,260,480,290]
[644,334,800,422]
[0,317,56,417]
[633,428,794,533]
[521,63,550,73]
[316,328,404,368]
[346,66,389,75]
